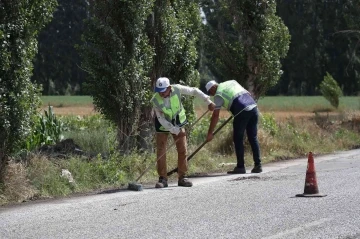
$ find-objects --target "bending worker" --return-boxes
[151,77,215,188]
[205,80,262,174]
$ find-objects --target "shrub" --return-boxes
[24,106,66,151]
[320,72,343,109]
[260,113,279,136]
[62,115,117,155]
[189,117,211,145]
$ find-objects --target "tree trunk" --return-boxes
[137,71,159,153]
[0,130,7,184]
[246,54,258,99]
[141,4,165,153]
[137,107,154,152]
[0,148,7,185]
[116,119,135,154]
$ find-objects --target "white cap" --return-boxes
[155,77,170,92]
[205,80,217,92]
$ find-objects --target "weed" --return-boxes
[61,115,117,155]
[260,113,279,136]
[189,117,210,145]
[23,106,66,151]
[27,156,72,197]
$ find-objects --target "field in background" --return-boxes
[41,96,95,115]
[257,96,359,112]
[41,96,93,106]
[41,96,360,117]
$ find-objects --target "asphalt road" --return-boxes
[1,149,360,239]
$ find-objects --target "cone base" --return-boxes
[296,193,327,197]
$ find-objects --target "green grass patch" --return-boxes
[42,95,359,112]
[27,156,73,197]
[41,96,93,107]
[257,96,360,112]
[194,96,360,112]
[61,115,117,155]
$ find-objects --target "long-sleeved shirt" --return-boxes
[153,84,213,135]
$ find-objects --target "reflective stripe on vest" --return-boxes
[215,80,248,110]
[151,85,187,130]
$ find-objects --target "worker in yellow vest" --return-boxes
[205,80,262,174]
[151,77,215,188]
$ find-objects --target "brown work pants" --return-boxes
[156,132,187,179]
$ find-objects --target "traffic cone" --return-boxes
[296,152,326,197]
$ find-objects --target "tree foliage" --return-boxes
[320,72,343,109]
[0,0,57,179]
[23,106,65,151]
[78,0,154,151]
[146,0,202,125]
[148,0,201,86]
[202,0,290,99]
[79,0,202,151]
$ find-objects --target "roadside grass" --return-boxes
[61,115,117,155]
[186,110,360,172]
[0,162,37,204]
[27,156,73,197]
[1,108,360,206]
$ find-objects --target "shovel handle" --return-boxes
[167,115,233,177]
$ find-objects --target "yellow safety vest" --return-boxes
[215,80,249,110]
[151,85,187,132]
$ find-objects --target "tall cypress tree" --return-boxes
[78,0,154,151]
[144,0,202,126]
[202,0,290,99]
[0,0,57,182]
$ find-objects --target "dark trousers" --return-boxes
[232,107,261,168]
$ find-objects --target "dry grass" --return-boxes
[41,105,98,116]
[1,161,38,204]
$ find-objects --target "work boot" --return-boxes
[155,176,168,188]
[178,178,193,187]
[227,166,246,174]
[251,165,263,173]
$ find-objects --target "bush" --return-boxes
[320,72,343,109]
[189,117,211,145]
[62,115,117,155]
[24,106,66,151]
[260,113,279,136]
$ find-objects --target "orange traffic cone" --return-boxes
[296,152,326,197]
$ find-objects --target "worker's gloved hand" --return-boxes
[208,102,215,111]
[177,128,186,137]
